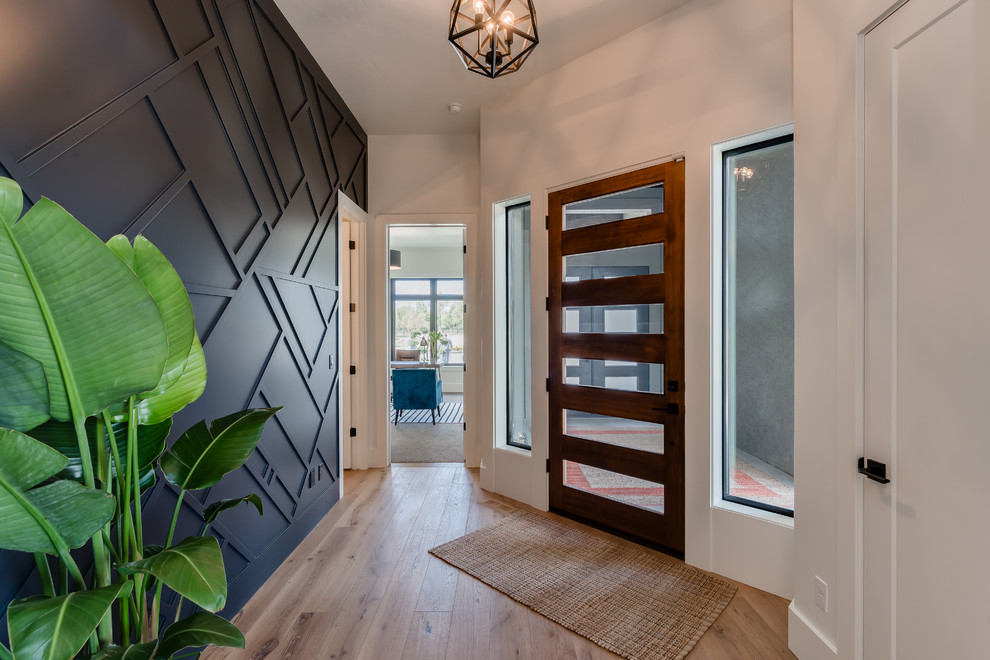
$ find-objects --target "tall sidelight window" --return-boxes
[391,278,464,364]
[506,203,532,449]
[722,133,795,516]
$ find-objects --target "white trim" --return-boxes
[338,191,369,472]
[789,602,839,660]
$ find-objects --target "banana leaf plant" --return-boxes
[0,177,280,659]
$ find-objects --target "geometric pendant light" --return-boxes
[448,0,539,78]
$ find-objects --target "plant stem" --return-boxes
[73,415,112,645]
[152,488,186,639]
[58,559,68,595]
[173,596,184,624]
[34,554,55,598]
[0,641,12,660]
[129,398,144,552]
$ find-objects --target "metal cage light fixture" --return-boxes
[448,0,539,79]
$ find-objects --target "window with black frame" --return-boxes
[505,202,531,449]
[722,133,795,516]
[391,278,464,364]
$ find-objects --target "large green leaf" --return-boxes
[117,536,227,612]
[29,418,171,484]
[7,582,131,660]
[0,428,115,553]
[160,408,281,491]
[0,340,49,431]
[93,642,157,660]
[0,177,168,421]
[202,494,263,525]
[134,333,206,425]
[155,612,244,659]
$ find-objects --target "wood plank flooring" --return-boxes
[204,464,796,660]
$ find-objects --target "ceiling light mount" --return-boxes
[448,0,538,79]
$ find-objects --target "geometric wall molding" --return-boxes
[0,0,365,629]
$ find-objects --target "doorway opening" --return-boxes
[387,225,466,463]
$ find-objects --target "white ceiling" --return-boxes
[274,0,693,135]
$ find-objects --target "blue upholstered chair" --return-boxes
[392,368,443,425]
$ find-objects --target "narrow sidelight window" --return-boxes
[722,133,794,516]
[505,202,532,449]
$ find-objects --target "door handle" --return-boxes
[857,457,890,484]
[651,403,679,415]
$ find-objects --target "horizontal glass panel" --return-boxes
[436,279,464,296]
[393,279,431,295]
[563,183,663,230]
[563,359,663,394]
[564,410,663,454]
[563,244,663,281]
[564,461,664,513]
[564,304,663,334]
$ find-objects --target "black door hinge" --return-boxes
[545,215,549,230]
[463,245,467,254]
[463,422,466,431]
[545,378,550,392]
[349,302,356,313]
[349,365,356,375]
[545,297,550,311]
[546,458,550,473]
[349,427,357,437]
[463,363,466,372]
[348,240,356,250]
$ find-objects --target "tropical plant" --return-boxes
[423,330,449,364]
[0,177,280,660]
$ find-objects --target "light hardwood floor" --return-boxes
[204,464,796,660]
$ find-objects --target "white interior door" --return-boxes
[863,1,990,657]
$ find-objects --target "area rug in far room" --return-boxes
[429,510,736,660]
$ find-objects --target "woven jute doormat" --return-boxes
[429,510,736,660]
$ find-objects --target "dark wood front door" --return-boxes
[548,160,685,554]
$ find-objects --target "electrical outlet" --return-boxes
[815,576,828,613]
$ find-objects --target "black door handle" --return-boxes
[858,457,890,484]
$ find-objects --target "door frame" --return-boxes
[339,192,369,472]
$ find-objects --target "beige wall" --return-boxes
[477,0,794,598]
[367,134,480,467]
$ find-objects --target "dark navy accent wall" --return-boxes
[0,0,365,627]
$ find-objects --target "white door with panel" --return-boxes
[863,0,990,657]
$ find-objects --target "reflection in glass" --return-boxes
[563,461,664,513]
[564,304,663,334]
[563,410,663,454]
[563,244,663,282]
[562,358,663,394]
[563,183,663,230]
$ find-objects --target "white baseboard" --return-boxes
[788,603,838,660]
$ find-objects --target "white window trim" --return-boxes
[710,123,795,526]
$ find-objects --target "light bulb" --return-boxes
[485,21,495,33]
[473,1,484,14]
[500,10,515,26]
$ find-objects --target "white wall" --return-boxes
[790,1,904,658]
[476,0,794,597]
[368,134,480,467]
